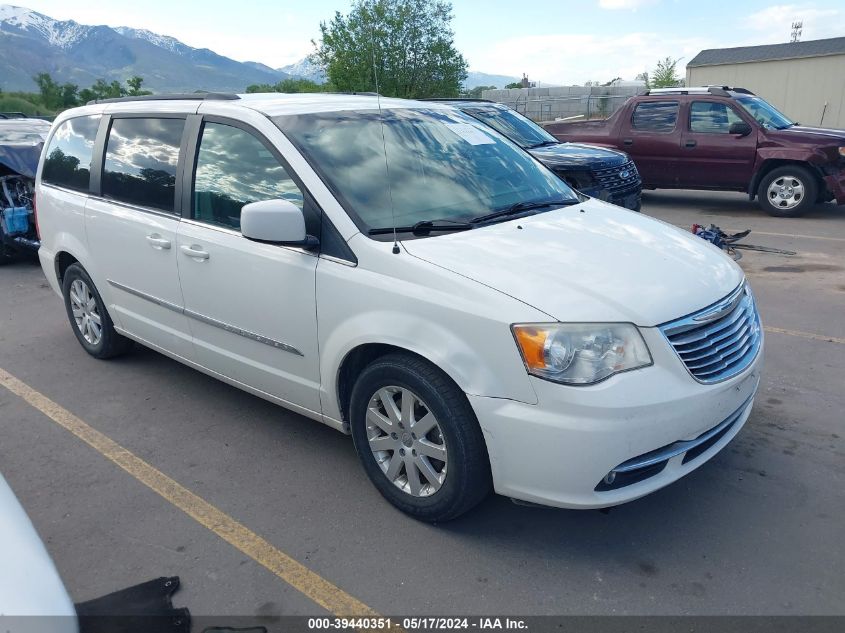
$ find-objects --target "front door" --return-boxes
[176,118,321,413]
[622,100,683,187]
[677,100,758,189]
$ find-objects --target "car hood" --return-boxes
[528,142,629,170]
[402,200,743,326]
[764,125,845,145]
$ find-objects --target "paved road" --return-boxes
[1,190,843,619]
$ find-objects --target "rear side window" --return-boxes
[689,102,744,133]
[102,117,184,213]
[41,116,100,192]
[193,122,303,231]
[631,101,679,133]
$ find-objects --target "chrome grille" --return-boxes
[660,283,762,383]
[590,160,641,193]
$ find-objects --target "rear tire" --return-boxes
[62,263,133,359]
[758,165,817,217]
[349,353,492,522]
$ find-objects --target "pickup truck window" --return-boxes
[735,96,794,130]
[631,101,679,133]
[689,102,744,134]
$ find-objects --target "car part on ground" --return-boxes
[692,223,796,258]
[543,86,845,217]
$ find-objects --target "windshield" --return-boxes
[464,106,559,148]
[276,108,578,235]
[735,96,794,130]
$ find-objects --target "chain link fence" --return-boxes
[481,86,644,123]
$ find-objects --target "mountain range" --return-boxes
[0,4,518,93]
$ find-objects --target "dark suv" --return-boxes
[433,99,642,211]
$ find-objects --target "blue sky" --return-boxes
[18,0,845,85]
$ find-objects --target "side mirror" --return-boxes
[240,199,318,247]
[729,121,752,137]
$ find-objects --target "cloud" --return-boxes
[597,0,659,9]
[468,31,712,86]
[745,4,845,43]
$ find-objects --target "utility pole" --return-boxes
[790,21,803,43]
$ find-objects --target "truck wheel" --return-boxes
[349,352,492,522]
[62,263,133,359]
[758,166,817,217]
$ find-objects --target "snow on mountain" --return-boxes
[278,57,326,83]
[0,4,91,48]
[112,26,186,55]
[0,4,288,92]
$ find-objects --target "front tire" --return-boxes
[62,263,133,359]
[758,165,817,217]
[349,353,491,522]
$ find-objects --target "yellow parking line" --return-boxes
[0,367,378,617]
[764,326,845,345]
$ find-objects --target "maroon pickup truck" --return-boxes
[544,86,845,217]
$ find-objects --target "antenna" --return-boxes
[790,21,802,43]
[370,26,400,255]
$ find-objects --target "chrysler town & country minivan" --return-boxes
[34,93,763,521]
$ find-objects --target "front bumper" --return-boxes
[470,327,763,509]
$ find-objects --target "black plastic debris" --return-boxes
[74,576,190,633]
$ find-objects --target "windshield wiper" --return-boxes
[470,198,579,225]
[526,140,559,149]
[368,219,474,236]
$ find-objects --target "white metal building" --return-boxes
[686,36,845,129]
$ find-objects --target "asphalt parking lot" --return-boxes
[1,190,843,619]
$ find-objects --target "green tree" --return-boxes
[635,71,650,89]
[126,76,151,96]
[650,57,682,88]
[505,81,522,89]
[245,78,326,93]
[313,0,467,99]
[464,84,495,98]
[34,72,62,109]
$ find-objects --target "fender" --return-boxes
[748,149,828,197]
[319,309,540,424]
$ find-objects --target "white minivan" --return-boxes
[35,93,763,521]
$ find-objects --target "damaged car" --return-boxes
[0,116,48,264]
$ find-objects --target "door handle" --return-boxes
[685,139,697,148]
[146,234,171,250]
[623,139,633,146]
[180,244,210,260]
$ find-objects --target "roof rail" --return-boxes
[0,112,29,119]
[86,92,241,106]
[645,86,755,97]
[421,98,495,103]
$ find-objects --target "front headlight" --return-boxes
[512,323,652,385]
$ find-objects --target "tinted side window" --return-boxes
[41,116,100,192]
[631,101,679,133]
[690,102,744,133]
[102,117,184,212]
[193,122,303,230]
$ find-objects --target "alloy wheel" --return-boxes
[69,279,102,346]
[365,386,448,497]
[767,175,804,210]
